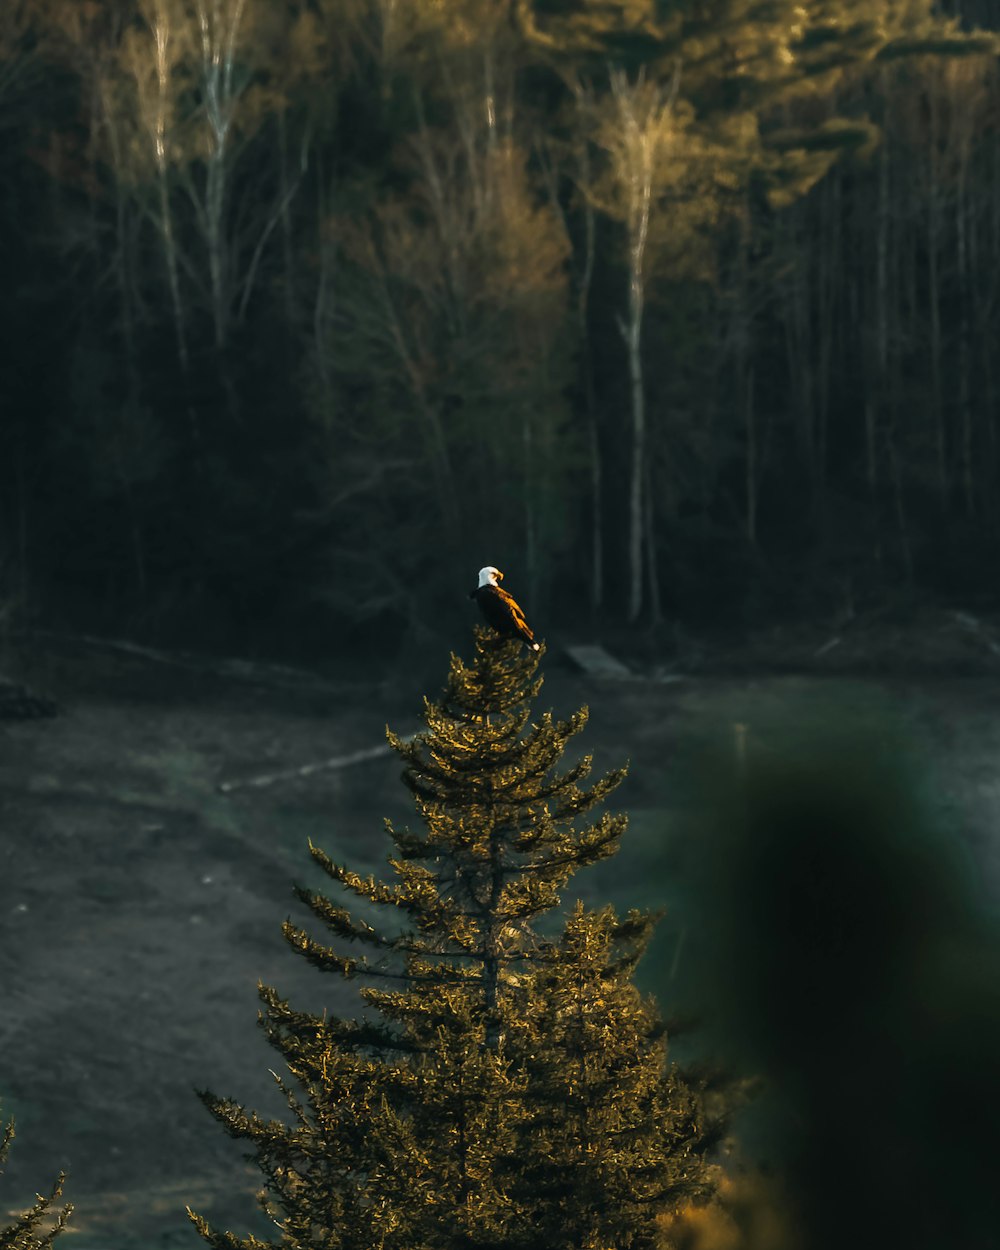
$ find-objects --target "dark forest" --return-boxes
[3,0,1000,661]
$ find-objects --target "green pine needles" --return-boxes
[0,1116,71,1249]
[190,627,708,1250]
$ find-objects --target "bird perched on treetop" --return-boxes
[469,566,540,651]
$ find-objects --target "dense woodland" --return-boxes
[2,0,1000,658]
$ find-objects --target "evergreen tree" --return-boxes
[189,628,708,1250]
[0,1114,71,1249]
[506,902,705,1250]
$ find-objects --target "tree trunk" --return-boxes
[876,105,889,383]
[158,169,189,372]
[954,104,974,516]
[745,366,758,547]
[623,284,646,623]
[277,107,297,328]
[643,456,662,624]
[888,431,913,586]
[576,138,602,613]
[606,68,670,625]
[782,206,815,481]
[814,164,838,492]
[927,77,947,506]
[149,5,189,373]
[196,0,248,351]
[15,432,28,609]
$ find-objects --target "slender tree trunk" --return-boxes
[196,0,247,351]
[976,156,997,521]
[277,107,297,328]
[872,78,890,501]
[482,813,504,1053]
[576,137,603,613]
[622,275,646,623]
[619,151,651,625]
[888,431,914,585]
[123,474,147,596]
[312,163,335,403]
[746,366,758,546]
[783,206,815,480]
[15,432,28,609]
[206,163,227,348]
[98,76,139,365]
[982,327,997,526]
[644,456,662,624]
[815,163,840,490]
[100,80,149,600]
[607,68,674,624]
[734,207,758,548]
[955,122,974,516]
[927,78,947,506]
[876,128,889,383]
[149,4,189,373]
[865,399,878,497]
[158,170,189,372]
[865,77,891,536]
[992,127,1000,259]
[589,414,603,613]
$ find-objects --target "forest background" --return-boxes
[2,0,1000,663]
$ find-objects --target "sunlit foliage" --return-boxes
[0,1116,71,1250]
[189,628,709,1248]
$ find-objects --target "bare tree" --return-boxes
[111,0,325,358]
[304,32,573,621]
[193,0,246,347]
[124,0,191,371]
[593,65,679,623]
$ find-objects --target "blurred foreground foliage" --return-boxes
[665,717,1000,1250]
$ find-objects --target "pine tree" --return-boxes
[505,902,705,1250]
[189,628,708,1250]
[0,1115,71,1249]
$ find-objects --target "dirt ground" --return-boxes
[2,620,999,1248]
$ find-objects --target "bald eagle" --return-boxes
[469,566,540,651]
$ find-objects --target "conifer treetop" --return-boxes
[282,627,631,995]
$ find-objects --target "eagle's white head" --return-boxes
[478,566,502,587]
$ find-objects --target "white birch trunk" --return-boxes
[196,0,247,350]
[149,3,189,372]
[607,68,675,624]
[580,156,602,612]
[622,264,647,624]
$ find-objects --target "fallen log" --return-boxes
[219,734,417,794]
[30,629,351,693]
[813,636,842,658]
[563,643,633,679]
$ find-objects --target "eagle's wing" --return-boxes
[495,586,535,640]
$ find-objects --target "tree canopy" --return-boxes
[1,0,998,652]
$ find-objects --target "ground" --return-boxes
[1,615,999,1248]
